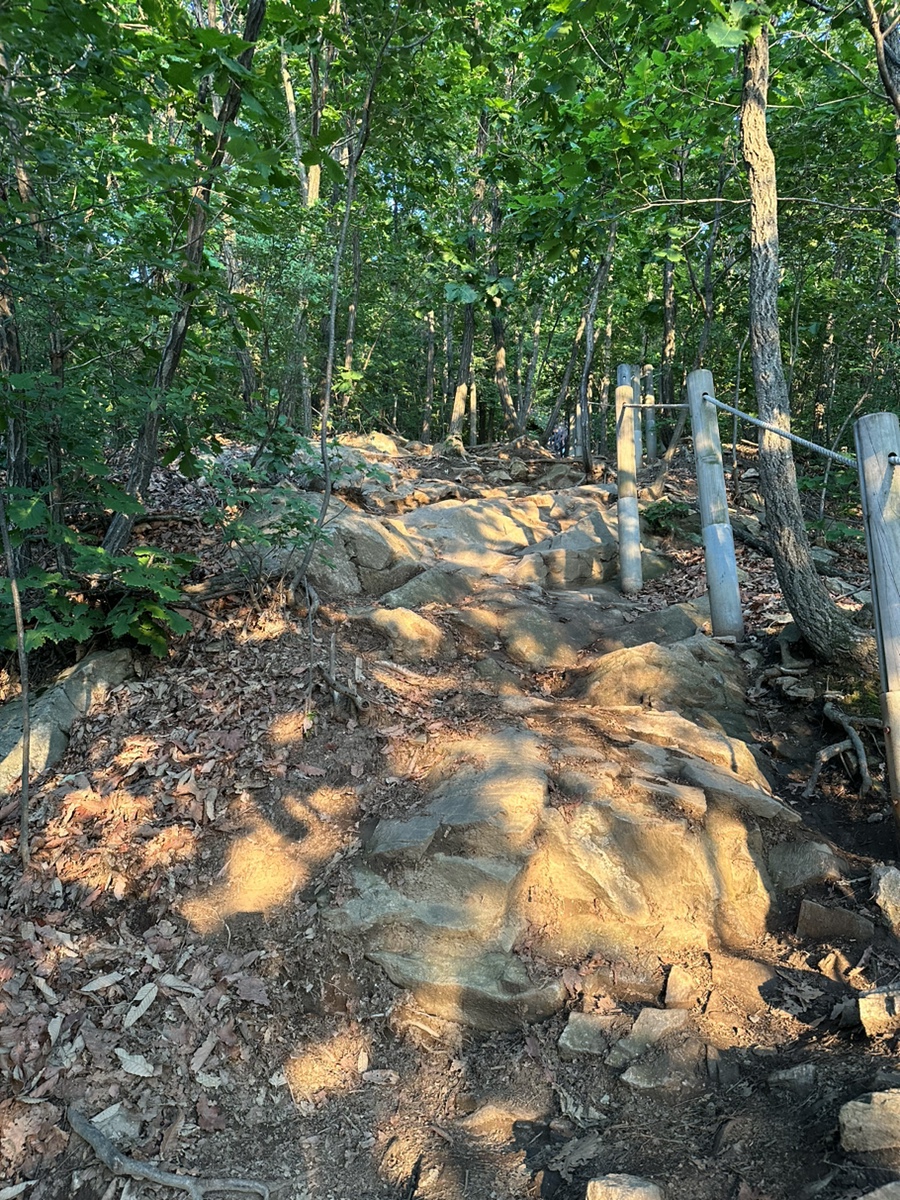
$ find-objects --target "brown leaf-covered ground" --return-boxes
[0,442,895,1200]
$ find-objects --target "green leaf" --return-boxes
[705,16,747,48]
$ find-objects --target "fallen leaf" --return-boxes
[80,972,125,994]
[236,976,270,1006]
[113,1048,155,1077]
[197,1094,225,1132]
[297,763,326,777]
[123,982,158,1030]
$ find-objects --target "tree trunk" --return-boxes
[577,224,617,477]
[448,304,474,439]
[339,225,361,417]
[597,296,613,458]
[103,0,267,556]
[741,25,873,668]
[280,45,310,206]
[542,314,586,442]
[422,310,435,440]
[487,190,518,436]
[660,253,676,407]
[520,302,543,432]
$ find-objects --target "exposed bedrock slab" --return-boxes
[598,707,768,788]
[398,495,552,553]
[367,947,566,1032]
[0,650,133,795]
[379,565,481,609]
[332,714,779,1027]
[573,634,750,737]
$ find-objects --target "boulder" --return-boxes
[859,988,900,1038]
[495,605,585,670]
[368,607,453,663]
[573,635,749,737]
[379,566,479,610]
[796,899,875,943]
[0,650,133,795]
[678,759,799,824]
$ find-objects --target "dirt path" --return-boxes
[1,440,896,1200]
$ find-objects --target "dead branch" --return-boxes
[68,1107,270,1200]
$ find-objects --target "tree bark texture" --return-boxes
[741,26,874,668]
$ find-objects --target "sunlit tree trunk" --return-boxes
[741,25,873,668]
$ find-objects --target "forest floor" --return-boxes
[1,437,898,1200]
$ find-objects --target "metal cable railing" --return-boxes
[701,391,857,467]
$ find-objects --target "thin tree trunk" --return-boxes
[442,306,452,422]
[487,190,518,436]
[597,296,613,458]
[280,45,310,206]
[422,310,435,441]
[103,0,267,556]
[448,305,474,440]
[339,225,361,417]
[660,253,676,407]
[542,315,586,442]
[520,302,543,432]
[741,25,873,668]
[292,6,400,587]
[577,224,617,477]
[0,487,30,863]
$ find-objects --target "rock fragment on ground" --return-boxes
[796,899,875,943]
[859,988,900,1037]
[840,1090,900,1152]
[558,1011,624,1059]
[586,1173,664,1199]
[873,865,900,936]
[768,840,843,891]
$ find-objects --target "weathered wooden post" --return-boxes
[642,363,657,462]
[855,412,900,838]
[630,364,644,471]
[686,369,744,639]
[616,363,643,593]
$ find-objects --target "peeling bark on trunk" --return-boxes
[741,26,874,669]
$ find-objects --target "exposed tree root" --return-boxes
[68,1107,271,1200]
[804,703,883,799]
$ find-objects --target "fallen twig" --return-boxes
[68,1107,270,1200]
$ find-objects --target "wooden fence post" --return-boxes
[616,363,643,593]
[686,369,744,639]
[855,412,900,839]
[642,363,657,463]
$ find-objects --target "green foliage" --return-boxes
[202,455,323,581]
[809,518,864,545]
[0,542,195,657]
[642,498,694,536]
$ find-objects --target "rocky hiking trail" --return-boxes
[3,434,900,1200]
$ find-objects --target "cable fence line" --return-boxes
[701,391,857,468]
[615,361,900,835]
